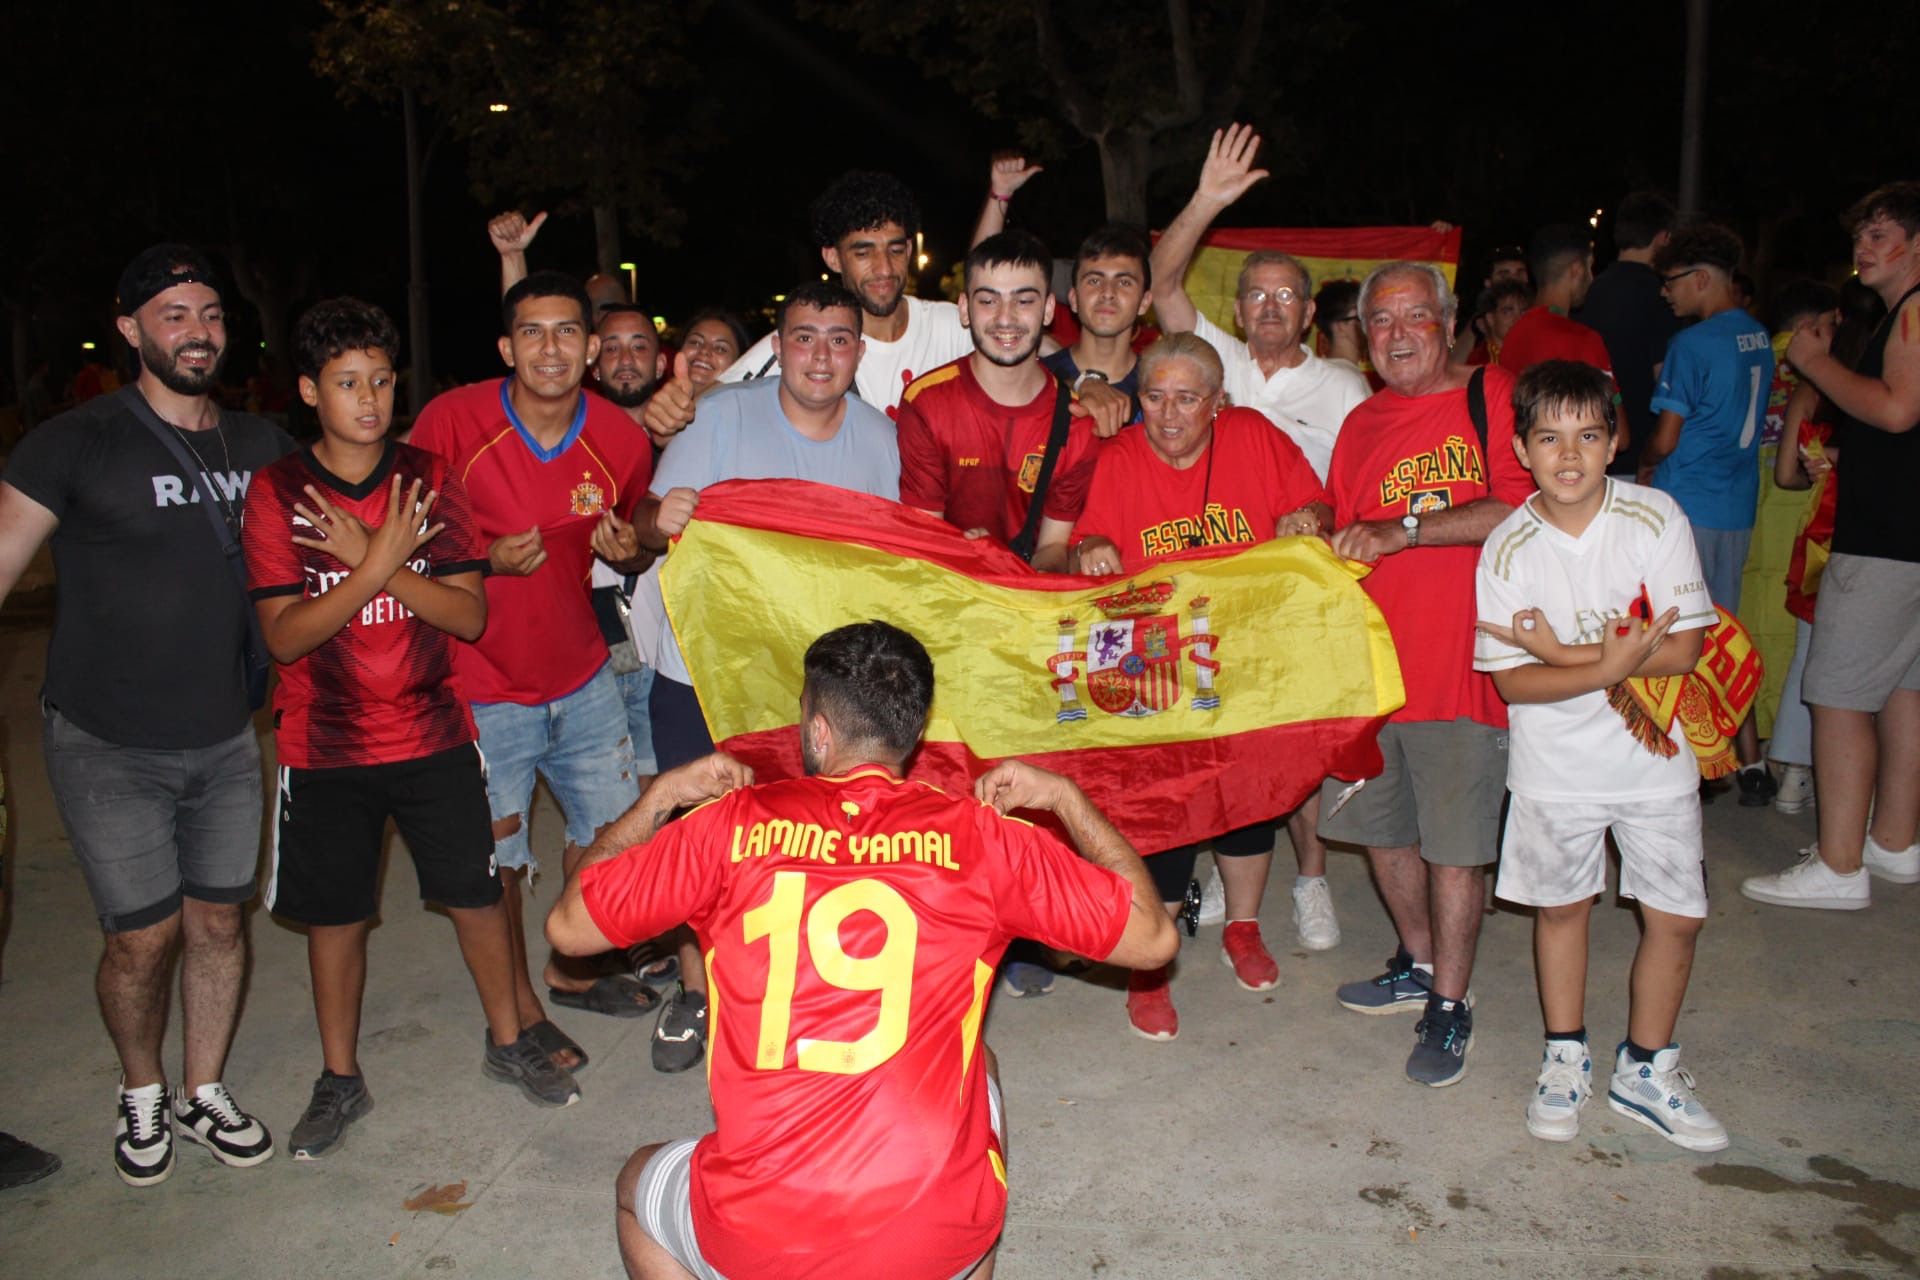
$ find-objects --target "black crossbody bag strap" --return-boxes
[1008,379,1074,564]
[1467,366,1490,459]
[120,387,271,708]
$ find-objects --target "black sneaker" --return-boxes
[114,1081,174,1187]
[289,1072,374,1161]
[1736,767,1778,807]
[484,1028,581,1106]
[174,1082,275,1167]
[0,1132,61,1190]
[652,985,709,1074]
[1406,996,1474,1087]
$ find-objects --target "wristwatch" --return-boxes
[1401,512,1421,548]
[1072,369,1109,394]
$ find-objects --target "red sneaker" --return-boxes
[1221,921,1279,991]
[1125,967,1178,1041]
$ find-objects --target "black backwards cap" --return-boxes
[116,244,221,315]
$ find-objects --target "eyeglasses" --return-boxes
[1659,267,1703,288]
[1240,286,1302,307]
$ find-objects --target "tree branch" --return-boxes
[1032,1,1102,138]
[1167,0,1203,119]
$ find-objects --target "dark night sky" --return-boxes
[5,1,1909,394]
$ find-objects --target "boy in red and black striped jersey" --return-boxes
[242,300,580,1159]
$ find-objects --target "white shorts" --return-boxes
[1495,792,1706,919]
[633,1076,1006,1280]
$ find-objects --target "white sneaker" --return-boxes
[1772,764,1814,815]
[1863,832,1920,884]
[114,1081,174,1187]
[1606,1044,1728,1152]
[1739,845,1869,910]
[1196,865,1226,927]
[1525,1038,1592,1143]
[1291,877,1340,950]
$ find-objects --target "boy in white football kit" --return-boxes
[1474,361,1729,1153]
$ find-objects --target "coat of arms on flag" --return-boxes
[1048,583,1221,721]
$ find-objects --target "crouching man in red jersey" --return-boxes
[548,621,1176,1280]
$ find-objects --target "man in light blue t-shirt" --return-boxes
[1639,222,1775,799]
[637,279,900,773]
[626,279,900,1072]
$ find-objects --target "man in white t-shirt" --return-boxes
[1150,123,1371,482]
[653,172,971,429]
[1474,359,1726,1154]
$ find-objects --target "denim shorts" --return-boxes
[615,664,659,776]
[1692,524,1752,614]
[470,663,641,871]
[42,704,265,933]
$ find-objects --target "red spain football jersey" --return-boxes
[1496,306,1615,376]
[1070,406,1330,576]
[409,379,653,706]
[896,357,1100,544]
[1326,364,1536,727]
[579,765,1133,1280]
[241,442,487,769]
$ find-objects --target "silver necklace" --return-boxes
[165,415,239,536]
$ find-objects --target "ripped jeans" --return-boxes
[470,662,641,872]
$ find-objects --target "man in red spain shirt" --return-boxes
[547,621,1176,1280]
[409,272,658,1070]
[1321,262,1535,1087]
[1497,224,1631,450]
[897,230,1103,571]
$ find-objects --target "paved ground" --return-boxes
[2,617,1917,1279]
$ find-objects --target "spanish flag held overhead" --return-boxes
[1174,225,1464,336]
[660,481,1406,853]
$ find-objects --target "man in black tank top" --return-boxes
[1741,182,1920,912]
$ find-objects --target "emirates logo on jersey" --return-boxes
[569,472,606,517]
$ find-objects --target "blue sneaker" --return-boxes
[1406,997,1473,1087]
[1335,951,1432,1014]
[998,959,1055,998]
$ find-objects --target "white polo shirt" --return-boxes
[1192,313,1371,480]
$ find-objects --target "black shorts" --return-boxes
[1146,820,1278,903]
[265,743,500,926]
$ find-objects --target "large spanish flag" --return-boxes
[659,481,1404,854]
[1173,225,1463,336]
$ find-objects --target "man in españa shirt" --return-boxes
[897,230,1102,571]
[547,621,1177,1280]
[1321,262,1536,1088]
[409,271,658,1064]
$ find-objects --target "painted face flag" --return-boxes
[661,480,1406,853]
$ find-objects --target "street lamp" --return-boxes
[488,102,510,113]
[620,261,637,300]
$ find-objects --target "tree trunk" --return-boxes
[404,88,433,418]
[1678,0,1708,217]
[1097,129,1151,227]
[593,204,622,282]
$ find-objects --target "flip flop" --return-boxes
[633,954,680,993]
[547,973,663,1018]
[523,1019,589,1074]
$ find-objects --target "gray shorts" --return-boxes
[1693,524,1752,614]
[42,704,264,933]
[634,1077,1005,1280]
[1803,553,1920,712]
[1317,718,1507,867]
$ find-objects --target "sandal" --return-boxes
[522,1019,589,1074]
[547,973,663,1018]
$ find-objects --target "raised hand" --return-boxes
[488,210,548,257]
[488,524,547,576]
[1195,123,1269,209]
[989,151,1044,199]
[1785,310,1837,372]
[644,352,698,447]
